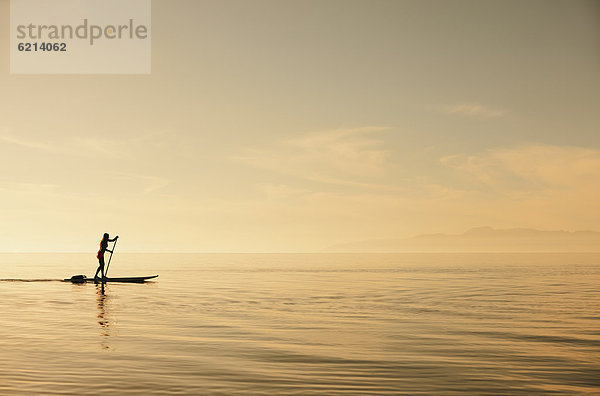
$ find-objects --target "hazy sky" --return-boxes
[1,0,599,252]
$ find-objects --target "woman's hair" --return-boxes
[103,233,109,239]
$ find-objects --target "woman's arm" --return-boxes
[108,236,119,242]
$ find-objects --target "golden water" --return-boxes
[0,253,598,394]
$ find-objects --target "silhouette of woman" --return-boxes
[95,233,118,280]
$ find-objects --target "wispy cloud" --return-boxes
[234,126,392,189]
[0,131,55,151]
[110,172,171,193]
[0,126,176,160]
[435,144,600,230]
[0,182,58,194]
[258,184,307,201]
[140,175,170,193]
[441,144,600,193]
[443,103,506,118]
[72,137,124,158]
[72,130,175,159]
[305,174,405,192]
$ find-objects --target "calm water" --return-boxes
[0,253,598,395]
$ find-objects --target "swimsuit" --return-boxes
[97,239,108,259]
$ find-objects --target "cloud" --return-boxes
[0,127,124,158]
[0,126,176,161]
[441,144,600,192]
[258,184,307,201]
[435,144,600,231]
[493,145,600,188]
[234,126,392,188]
[0,130,55,151]
[72,136,124,158]
[0,182,58,194]
[72,130,175,159]
[443,103,506,118]
[141,176,170,193]
[110,172,171,193]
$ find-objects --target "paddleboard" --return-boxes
[64,275,158,283]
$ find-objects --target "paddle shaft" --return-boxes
[104,238,118,277]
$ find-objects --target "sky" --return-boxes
[0,0,599,252]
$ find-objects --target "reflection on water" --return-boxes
[95,284,112,350]
[0,279,61,282]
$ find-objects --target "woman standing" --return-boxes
[95,233,119,280]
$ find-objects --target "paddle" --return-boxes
[104,238,118,278]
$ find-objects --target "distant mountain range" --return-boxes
[327,227,600,252]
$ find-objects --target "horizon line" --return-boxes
[1,251,599,254]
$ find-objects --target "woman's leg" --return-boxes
[95,256,105,278]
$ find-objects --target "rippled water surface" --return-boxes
[0,253,599,395]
